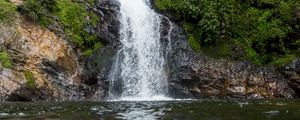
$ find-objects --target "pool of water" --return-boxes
[0,99,299,120]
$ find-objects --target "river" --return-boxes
[0,100,299,119]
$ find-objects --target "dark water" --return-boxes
[0,100,299,120]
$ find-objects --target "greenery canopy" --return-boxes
[155,0,300,66]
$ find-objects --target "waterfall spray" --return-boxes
[108,0,173,101]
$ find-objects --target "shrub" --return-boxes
[0,0,16,24]
[55,0,98,50]
[18,0,57,25]
[155,0,300,66]
[0,51,12,68]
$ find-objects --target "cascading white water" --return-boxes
[108,0,172,101]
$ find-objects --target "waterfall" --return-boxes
[108,0,172,101]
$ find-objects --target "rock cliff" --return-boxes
[0,0,299,101]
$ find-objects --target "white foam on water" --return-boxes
[118,96,173,101]
[108,96,195,102]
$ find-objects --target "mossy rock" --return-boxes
[24,71,36,90]
[0,51,12,68]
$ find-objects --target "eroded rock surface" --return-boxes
[282,59,300,96]
[0,13,85,101]
[0,65,26,101]
[183,55,297,99]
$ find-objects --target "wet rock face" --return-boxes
[82,47,116,100]
[186,55,297,99]
[81,0,121,100]
[281,59,300,96]
[159,17,195,98]
[94,0,121,46]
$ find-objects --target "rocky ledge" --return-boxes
[179,55,298,99]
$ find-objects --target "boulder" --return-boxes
[281,59,300,96]
[185,55,297,99]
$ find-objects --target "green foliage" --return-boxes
[272,54,296,66]
[202,39,232,59]
[88,0,95,6]
[55,0,87,45]
[155,0,237,45]
[187,34,201,53]
[0,0,16,24]
[19,0,102,55]
[24,71,36,90]
[18,0,57,26]
[55,0,99,50]
[84,42,102,56]
[155,0,201,19]
[0,51,12,68]
[155,0,300,66]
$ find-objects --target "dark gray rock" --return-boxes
[159,17,195,98]
[281,59,300,96]
[82,47,117,100]
[40,59,91,101]
[6,86,53,102]
[81,0,121,100]
[94,0,121,46]
[185,55,297,99]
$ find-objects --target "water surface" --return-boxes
[0,100,299,120]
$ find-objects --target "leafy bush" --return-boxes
[0,0,16,23]
[55,0,101,53]
[0,51,12,68]
[155,0,300,66]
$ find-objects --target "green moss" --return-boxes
[0,0,16,24]
[0,51,12,68]
[24,71,36,89]
[187,34,201,53]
